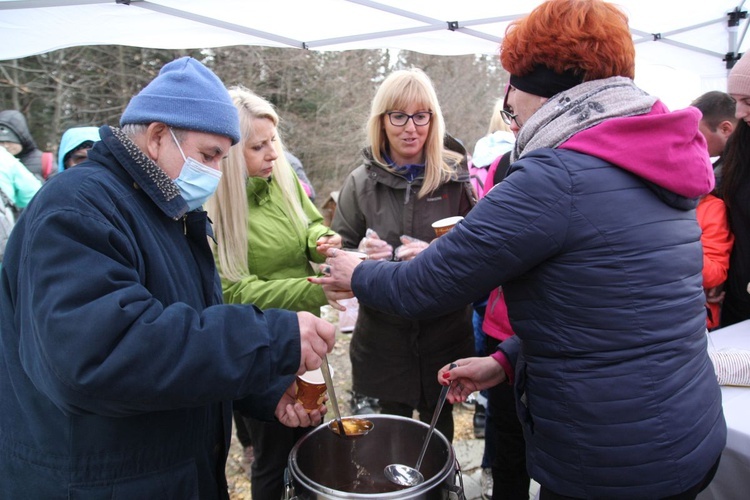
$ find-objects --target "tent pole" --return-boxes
[726,4,748,69]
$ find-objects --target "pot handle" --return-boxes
[283,468,298,500]
[445,457,467,500]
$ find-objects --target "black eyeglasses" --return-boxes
[386,111,433,127]
[500,109,519,127]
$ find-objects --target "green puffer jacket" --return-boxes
[332,136,476,408]
[220,174,334,314]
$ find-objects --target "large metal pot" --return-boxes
[285,414,465,499]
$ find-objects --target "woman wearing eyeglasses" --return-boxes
[331,68,475,441]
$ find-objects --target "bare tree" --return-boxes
[0,45,506,204]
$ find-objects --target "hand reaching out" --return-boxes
[320,285,354,312]
[437,357,507,405]
[308,248,362,310]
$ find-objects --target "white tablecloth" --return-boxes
[697,320,750,500]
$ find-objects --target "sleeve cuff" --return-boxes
[490,350,514,385]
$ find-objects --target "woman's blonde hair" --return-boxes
[207,85,309,282]
[366,68,462,198]
[487,97,512,135]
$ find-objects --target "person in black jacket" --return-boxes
[720,52,750,327]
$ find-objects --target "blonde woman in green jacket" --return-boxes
[206,86,340,499]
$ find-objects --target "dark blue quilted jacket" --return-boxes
[0,127,300,499]
[352,147,726,498]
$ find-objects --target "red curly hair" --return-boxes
[500,0,635,81]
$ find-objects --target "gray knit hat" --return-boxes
[728,52,750,96]
[120,57,240,145]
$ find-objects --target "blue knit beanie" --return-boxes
[120,57,240,144]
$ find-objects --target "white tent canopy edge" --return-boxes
[1,0,748,109]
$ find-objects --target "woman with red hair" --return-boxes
[314,0,726,498]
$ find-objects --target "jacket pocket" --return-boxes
[67,458,199,500]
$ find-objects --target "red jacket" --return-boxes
[697,194,734,329]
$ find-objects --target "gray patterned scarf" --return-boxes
[511,76,657,162]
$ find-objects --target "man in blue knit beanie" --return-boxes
[120,56,240,145]
[0,56,335,499]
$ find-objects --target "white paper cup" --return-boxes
[431,216,464,237]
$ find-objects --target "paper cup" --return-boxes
[295,367,332,412]
[431,216,464,237]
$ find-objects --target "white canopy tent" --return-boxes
[1,0,748,109]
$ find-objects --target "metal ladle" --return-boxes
[384,363,456,487]
[320,354,373,438]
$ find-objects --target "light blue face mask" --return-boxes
[169,128,222,211]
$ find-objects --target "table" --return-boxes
[697,320,750,500]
